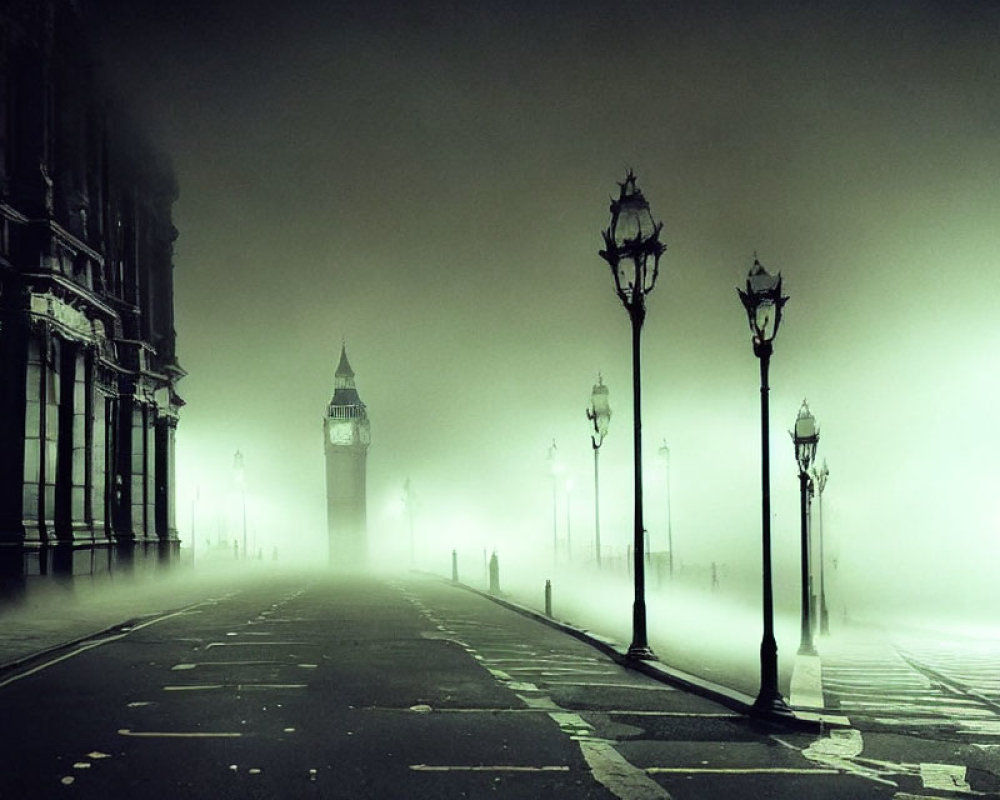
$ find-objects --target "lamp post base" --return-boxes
[626,643,657,661]
[751,690,795,720]
[797,642,818,657]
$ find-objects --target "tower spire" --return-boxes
[336,343,354,378]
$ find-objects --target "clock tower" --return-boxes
[323,345,371,569]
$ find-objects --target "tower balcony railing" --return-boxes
[327,404,363,420]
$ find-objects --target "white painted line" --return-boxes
[506,681,542,692]
[501,665,614,672]
[580,738,672,799]
[645,767,840,775]
[162,684,307,691]
[162,684,225,691]
[410,764,569,772]
[170,660,286,669]
[549,711,593,731]
[828,692,983,703]
[204,641,309,649]
[608,711,743,719]
[919,763,971,792]
[118,729,242,738]
[540,681,674,691]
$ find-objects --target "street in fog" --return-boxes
[3,567,998,799]
[91,0,1000,633]
[4,0,1000,796]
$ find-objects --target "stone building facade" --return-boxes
[0,0,184,581]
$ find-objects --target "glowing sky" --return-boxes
[92,0,1000,620]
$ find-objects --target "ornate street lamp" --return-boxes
[812,459,830,635]
[737,256,791,717]
[791,400,819,656]
[598,170,665,661]
[586,375,611,568]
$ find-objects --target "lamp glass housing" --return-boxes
[791,401,819,473]
[589,380,611,440]
[600,171,665,304]
[738,258,788,346]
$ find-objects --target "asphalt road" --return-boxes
[1,571,998,799]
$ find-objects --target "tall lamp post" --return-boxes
[547,440,560,562]
[812,459,830,635]
[586,375,611,568]
[657,440,674,579]
[737,256,791,717]
[233,450,247,560]
[598,170,665,661]
[791,400,819,656]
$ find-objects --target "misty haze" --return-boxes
[1,0,999,797]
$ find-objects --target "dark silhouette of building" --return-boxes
[0,0,184,583]
[323,346,369,569]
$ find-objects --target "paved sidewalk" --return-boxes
[0,562,254,669]
[445,557,1000,728]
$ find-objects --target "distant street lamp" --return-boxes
[547,440,561,562]
[657,440,674,579]
[565,478,574,561]
[233,450,247,560]
[191,486,200,566]
[791,400,819,656]
[598,170,666,661]
[586,375,611,568]
[737,256,792,717]
[812,459,830,635]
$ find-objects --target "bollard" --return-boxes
[544,579,552,617]
[451,549,458,583]
[488,551,500,595]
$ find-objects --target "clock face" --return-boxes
[328,422,353,445]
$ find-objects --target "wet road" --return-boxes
[1,572,997,798]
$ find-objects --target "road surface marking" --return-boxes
[502,665,618,674]
[541,681,674,691]
[645,767,839,775]
[169,660,293,669]
[410,764,569,772]
[162,683,307,691]
[507,681,542,692]
[204,641,309,649]
[371,706,557,713]
[118,729,242,738]
[919,763,971,792]
[579,738,673,799]
[607,711,742,719]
